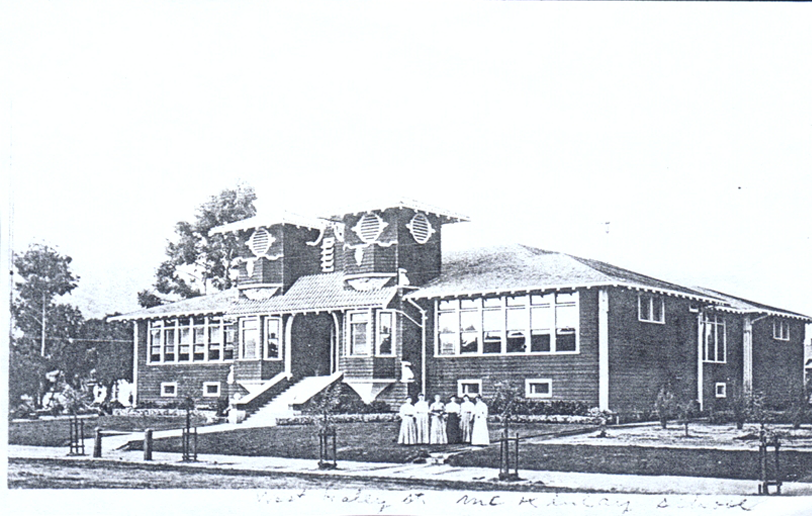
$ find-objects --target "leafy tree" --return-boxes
[11,244,84,406]
[138,183,257,306]
[84,317,134,403]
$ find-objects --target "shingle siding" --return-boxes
[607,288,698,413]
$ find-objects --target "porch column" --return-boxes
[284,314,295,379]
[743,315,753,397]
[697,312,704,411]
[132,321,139,407]
[331,312,340,374]
[598,288,609,411]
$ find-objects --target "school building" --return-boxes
[111,200,810,422]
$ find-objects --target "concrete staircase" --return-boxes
[242,372,343,427]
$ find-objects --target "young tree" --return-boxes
[139,183,257,306]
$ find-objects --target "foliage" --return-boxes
[84,317,133,402]
[489,380,524,420]
[488,399,593,417]
[60,384,93,414]
[140,183,257,305]
[788,381,810,429]
[10,244,84,406]
[299,383,391,416]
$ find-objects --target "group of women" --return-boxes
[397,393,490,446]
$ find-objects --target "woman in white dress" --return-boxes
[397,398,417,445]
[470,396,490,446]
[459,395,475,443]
[429,394,447,445]
[414,393,430,444]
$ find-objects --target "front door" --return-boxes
[290,313,333,378]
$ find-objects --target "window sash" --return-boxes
[349,312,370,356]
[376,311,394,356]
[265,318,281,360]
[638,293,665,323]
[436,293,579,356]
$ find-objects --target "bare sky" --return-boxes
[3,2,812,321]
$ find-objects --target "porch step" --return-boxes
[242,372,344,427]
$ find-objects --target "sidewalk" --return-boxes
[9,423,812,496]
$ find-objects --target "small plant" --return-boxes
[788,382,809,430]
[677,399,697,437]
[730,391,748,430]
[654,385,677,429]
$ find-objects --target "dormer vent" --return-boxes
[407,212,435,244]
[353,213,387,244]
[247,227,274,257]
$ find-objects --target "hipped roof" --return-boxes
[407,244,721,302]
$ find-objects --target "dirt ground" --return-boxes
[539,422,812,450]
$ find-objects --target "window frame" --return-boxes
[202,382,221,397]
[435,292,580,357]
[703,314,727,364]
[148,316,236,365]
[239,316,260,360]
[638,293,665,324]
[457,379,482,398]
[264,316,282,360]
[773,320,790,341]
[375,310,395,357]
[525,378,553,399]
[348,310,372,356]
[715,382,727,399]
[160,382,178,397]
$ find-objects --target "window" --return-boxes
[703,314,726,363]
[376,311,394,356]
[638,293,665,323]
[525,379,552,399]
[163,323,176,362]
[265,317,281,360]
[436,292,579,356]
[208,318,222,360]
[203,382,221,397]
[715,382,727,399]
[457,379,482,398]
[224,323,236,360]
[240,317,259,359]
[148,316,237,365]
[160,382,177,397]
[349,312,370,355]
[178,319,191,362]
[149,324,162,363]
[773,320,790,341]
[193,316,206,361]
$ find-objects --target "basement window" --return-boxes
[161,382,177,397]
[715,382,727,399]
[457,379,482,398]
[525,379,553,399]
[203,382,221,397]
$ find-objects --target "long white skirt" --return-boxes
[471,415,490,446]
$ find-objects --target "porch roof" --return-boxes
[691,287,811,321]
[227,273,398,316]
[406,244,720,302]
[108,288,239,321]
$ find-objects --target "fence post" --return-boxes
[144,429,153,461]
[93,427,102,458]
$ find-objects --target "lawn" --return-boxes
[9,414,210,447]
[137,421,594,464]
[448,422,812,481]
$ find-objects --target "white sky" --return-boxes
[2,2,812,321]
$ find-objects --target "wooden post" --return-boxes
[93,427,102,458]
[144,429,153,461]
